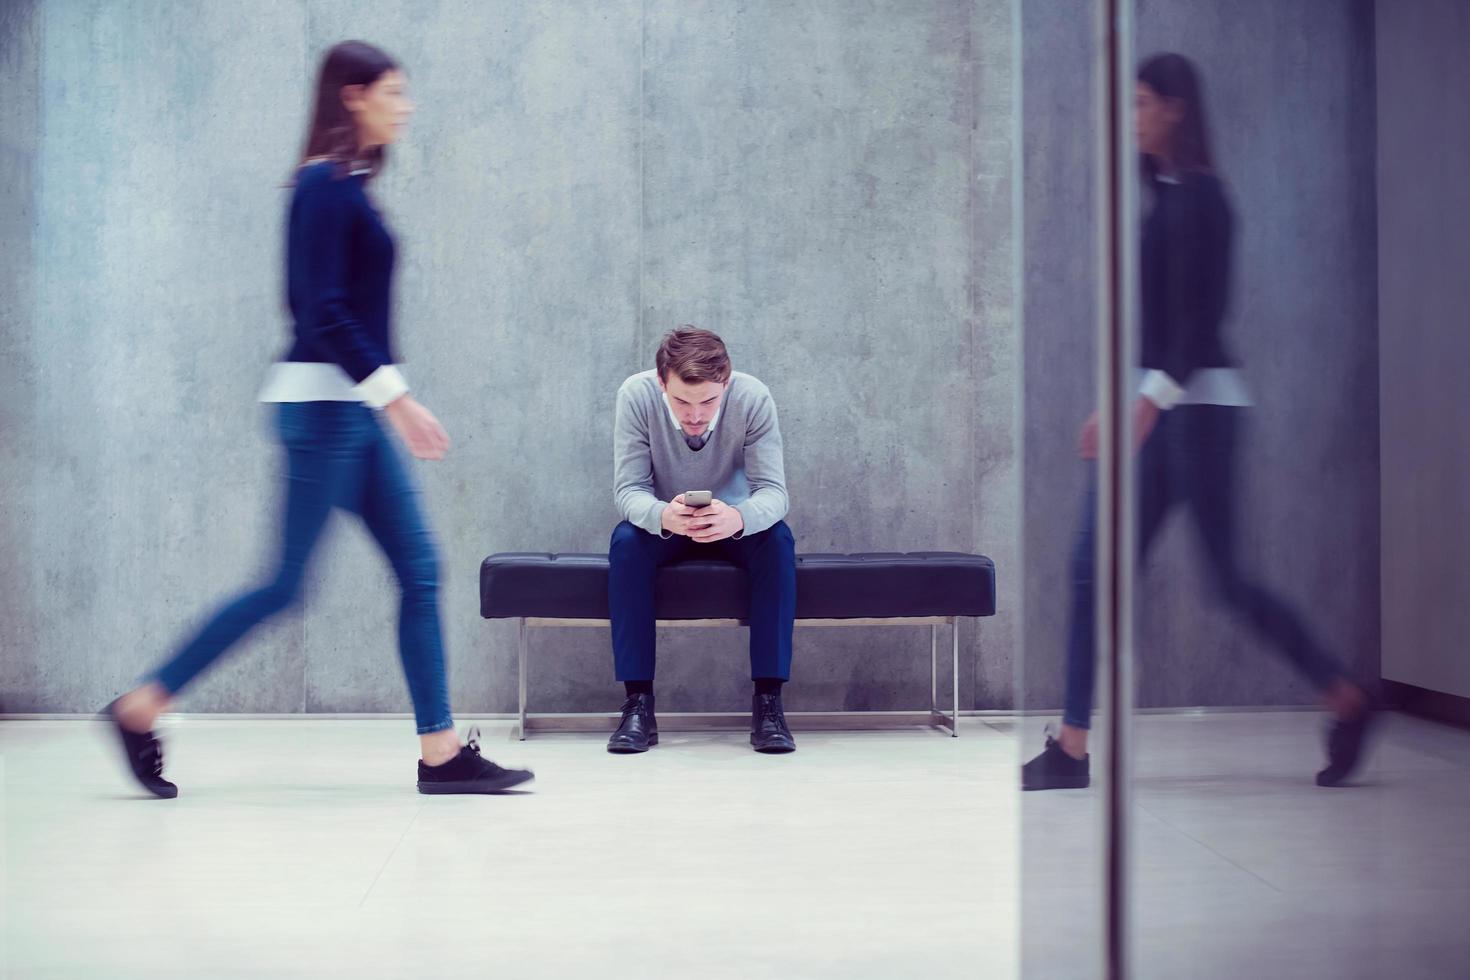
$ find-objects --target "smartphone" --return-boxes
[683,490,713,508]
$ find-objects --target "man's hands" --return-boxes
[689,499,744,543]
[660,494,704,537]
[661,494,745,543]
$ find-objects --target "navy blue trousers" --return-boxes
[608,520,797,682]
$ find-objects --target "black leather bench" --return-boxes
[481,552,997,739]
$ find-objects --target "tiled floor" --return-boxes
[2,711,1466,979]
[0,717,1017,980]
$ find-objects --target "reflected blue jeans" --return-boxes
[149,402,454,734]
[1063,406,1345,729]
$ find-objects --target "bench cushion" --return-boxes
[480,552,996,620]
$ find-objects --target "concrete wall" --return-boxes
[0,0,43,714]
[1377,0,1470,700]
[0,0,1020,715]
[1020,0,1380,715]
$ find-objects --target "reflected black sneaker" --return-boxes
[1021,729,1089,790]
[100,699,178,799]
[1316,702,1376,788]
[607,693,658,754]
[751,693,796,754]
[418,727,535,794]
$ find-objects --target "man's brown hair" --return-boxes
[655,326,731,384]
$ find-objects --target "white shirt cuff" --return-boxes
[355,365,410,409]
[1140,369,1186,410]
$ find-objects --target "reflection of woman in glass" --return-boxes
[1023,53,1373,790]
[101,41,532,798]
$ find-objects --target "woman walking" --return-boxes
[103,41,532,797]
[1023,53,1374,791]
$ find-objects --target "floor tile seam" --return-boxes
[1132,800,1286,894]
[357,802,425,910]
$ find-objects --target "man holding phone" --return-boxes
[607,326,797,754]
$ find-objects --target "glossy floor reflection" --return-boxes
[1020,711,1470,980]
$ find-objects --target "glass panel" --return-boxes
[1124,2,1470,977]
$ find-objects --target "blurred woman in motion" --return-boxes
[1023,52,1374,791]
[102,40,532,798]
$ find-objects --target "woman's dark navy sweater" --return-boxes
[284,160,397,383]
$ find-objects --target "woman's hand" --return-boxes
[1078,397,1161,459]
[384,395,450,460]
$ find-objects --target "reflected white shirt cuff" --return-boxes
[1140,369,1186,410]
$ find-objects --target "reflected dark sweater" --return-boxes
[1139,171,1236,403]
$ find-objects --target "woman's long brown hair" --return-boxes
[1138,52,1216,182]
[291,40,398,184]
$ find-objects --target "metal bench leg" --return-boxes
[950,617,960,737]
[930,623,938,715]
[518,617,529,740]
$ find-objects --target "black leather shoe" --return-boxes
[607,693,658,753]
[751,693,796,753]
[100,699,178,799]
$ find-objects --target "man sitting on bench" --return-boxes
[608,325,797,755]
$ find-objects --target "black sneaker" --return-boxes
[607,693,658,754]
[1021,729,1089,790]
[1316,702,1376,788]
[100,699,178,799]
[751,693,796,754]
[417,727,535,794]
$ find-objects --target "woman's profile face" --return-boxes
[1135,82,1179,158]
[344,69,414,150]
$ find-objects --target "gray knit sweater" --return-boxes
[613,370,789,538]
